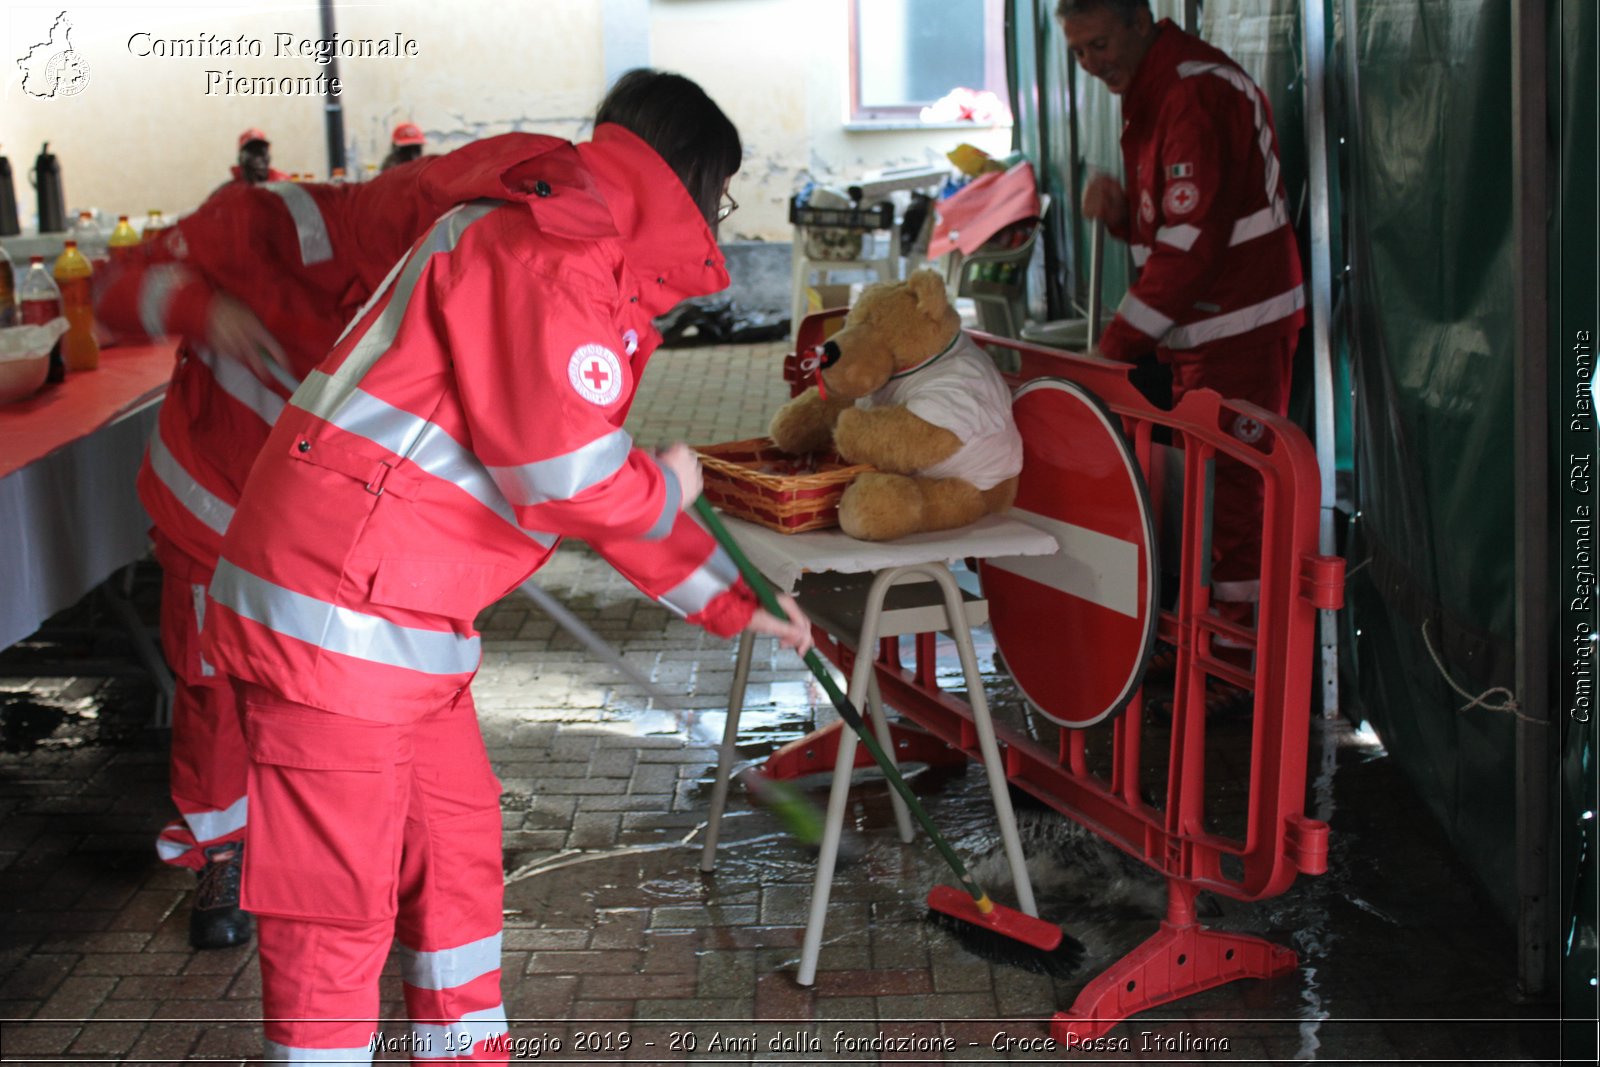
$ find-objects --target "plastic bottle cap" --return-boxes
[63,240,77,248]
[30,256,43,265]
[118,215,129,223]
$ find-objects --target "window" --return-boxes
[848,0,1011,125]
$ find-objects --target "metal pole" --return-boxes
[1063,39,1084,314]
[1301,0,1339,720]
[1511,0,1555,1001]
[319,0,347,176]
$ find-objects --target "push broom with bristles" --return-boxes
[694,497,1083,975]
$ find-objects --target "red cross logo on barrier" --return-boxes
[568,344,624,406]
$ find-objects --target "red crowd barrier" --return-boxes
[790,323,1344,1041]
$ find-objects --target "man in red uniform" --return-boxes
[383,121,426,171]
[1060,0,1305,678]
[230,128,288,185]
[98,142,598,949]
[200,71,809,1062]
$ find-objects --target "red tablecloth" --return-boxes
[0,342,175,479]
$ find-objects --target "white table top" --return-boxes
[716,512,1059,593]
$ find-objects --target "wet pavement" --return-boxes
[0,340,1568,1063]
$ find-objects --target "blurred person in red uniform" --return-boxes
[382,121,427,171]
[198,70,810,1063]
[97,139,610,950]
[230,128,288,185]
[1059,0,1304,696]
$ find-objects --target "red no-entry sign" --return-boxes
[981,378,1158,728]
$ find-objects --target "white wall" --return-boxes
[1,0,1013,241]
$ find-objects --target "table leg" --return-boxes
[700,631,756,872]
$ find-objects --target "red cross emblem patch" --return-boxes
[1163,180,1201,217]
[568,344,624,406]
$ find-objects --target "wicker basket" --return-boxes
[695,438,871,534]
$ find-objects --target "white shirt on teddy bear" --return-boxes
[862,331,1023,491]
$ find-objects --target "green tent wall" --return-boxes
[1006,0,1595,1016]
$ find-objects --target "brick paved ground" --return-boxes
[0,341,1563,1064]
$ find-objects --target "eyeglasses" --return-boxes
[716,193,739,222]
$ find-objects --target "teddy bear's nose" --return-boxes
[818,340,841,369]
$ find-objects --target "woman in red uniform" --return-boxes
[201,70,809,1063]
[98,146,559,950]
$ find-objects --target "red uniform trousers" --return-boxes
[1164,331,1295,618]
[236,683,509,1064]
[152,537,249,872]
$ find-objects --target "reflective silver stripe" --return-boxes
[1155,224,1201,251]
[139,263,191,339]
[300,376,555,550]
[409,1005,508,1060]
[183,794,248,843]
[1117,292,1175,340]
[1165,286,1306,349]
[399,932,502,991]
[193,345,289,426]
[658,547,740,618]
[264,181,334,265]
[1229,199,1288,246]
[336,254,406,348]
[263,1040,372,1064]
[488,429,634,508]
[156,821,193,862]
[643,462,680,541]
[1177,60,1285,228]
[156,838,192,862]
[148,424,234,536]
[1130,243,1151,268]
[306,201,501,416]
[211,558,481,675]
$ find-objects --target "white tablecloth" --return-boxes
[716,512,1059,593]
[1,397,161,649]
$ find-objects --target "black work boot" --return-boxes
[189,842,252,950]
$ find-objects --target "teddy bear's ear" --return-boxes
[907,269,951,320]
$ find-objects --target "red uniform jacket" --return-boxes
[99,153,523,576]
[201,126,755,721]
[1098,20,1305,362]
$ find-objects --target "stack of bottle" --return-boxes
[6,239,100,381]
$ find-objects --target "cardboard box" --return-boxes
[806,283,854,315]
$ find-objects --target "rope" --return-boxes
[1419,617,1542,725]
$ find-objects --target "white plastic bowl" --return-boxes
[0,319,69,405]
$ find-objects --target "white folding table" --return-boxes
[695,513,1059,984]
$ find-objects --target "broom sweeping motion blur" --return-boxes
[516,578,824,847]
[693,497,1084,975]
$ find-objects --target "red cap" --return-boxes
[238,127,269,149]
[391,122,425,147]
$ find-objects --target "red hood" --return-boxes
[381,129,727,317]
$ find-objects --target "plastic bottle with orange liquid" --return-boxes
[108,215,141,263]
[53,240,99,372]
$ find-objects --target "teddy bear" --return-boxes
[768,269,1023,542]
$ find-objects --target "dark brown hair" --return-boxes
[594,69,742,227]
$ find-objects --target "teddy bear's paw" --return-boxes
[769,395,835,454]
[838,473,926,541]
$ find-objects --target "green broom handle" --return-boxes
[693,496,987,900]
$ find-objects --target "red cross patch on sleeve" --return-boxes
[1163,181,1201,217]
[568,344,624,406]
